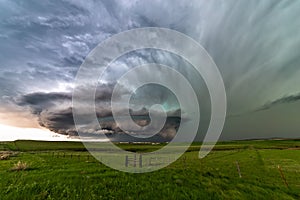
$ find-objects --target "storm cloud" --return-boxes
[1,0,300,140]
[14,88,182,140]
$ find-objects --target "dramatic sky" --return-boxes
[0,0,300,141]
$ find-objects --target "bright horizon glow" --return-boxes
[0,124,111,142]
[0,124,76,141]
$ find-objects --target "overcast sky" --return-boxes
[0,0,300,141]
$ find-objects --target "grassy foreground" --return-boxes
[0,140,299,200]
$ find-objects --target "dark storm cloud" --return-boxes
[17,92,71,106]
[256,93,300,112]
[39,107,76,135]
[14,87,182,140]
[15,83,120,108]
[36,104,181,140]
[14,92,74,134]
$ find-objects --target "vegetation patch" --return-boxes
[10,161,30,171]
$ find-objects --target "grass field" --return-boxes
[0,140,299,199]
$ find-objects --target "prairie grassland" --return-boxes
[0,140,299,199]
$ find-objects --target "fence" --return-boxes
[125,154,142,168]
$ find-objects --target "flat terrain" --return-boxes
[0,140,299,199]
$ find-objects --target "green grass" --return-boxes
[0,140,86,151]
[0,140,299,199]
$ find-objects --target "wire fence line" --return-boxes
[1,144,299,189]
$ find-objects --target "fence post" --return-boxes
[139,154,142,168]
[183,156,187,169]
[236,161,242,178]
[133,154,137,167]
[125,155,129,167]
